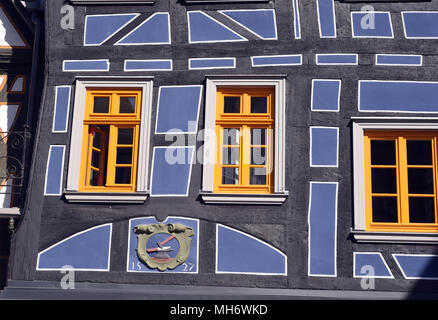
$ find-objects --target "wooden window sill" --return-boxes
[351,229,438,244]
[200,191,288,205]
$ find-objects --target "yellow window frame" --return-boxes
[214,88,274,194]
[79,89,141,193]
[364,130,438,232]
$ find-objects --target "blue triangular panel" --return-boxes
[117,13,170,45]
[85,14,139,45]
[221,10,277,40]
[188,11,246,43]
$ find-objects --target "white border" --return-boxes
[309,126,339,168]
[316,0,337,38]
[126,216,200,274]
[310,79,341,112]
[149,146,196,197]
[218,9,278,40]
[358,80,438,113]
[350,11,394,39]
[352,118,438,230]
[375,54,423,67]
[215,224,288,276]
[202,78,287,194]
[401,11,438,39]
[52,86,72,133]
[316,53,358,65]
[83,13,140,46]
[188,57,236,70]
[251,54,302,67]
[393,254,438,280]
[187,11,248,44]
[292,0,301,39]
[36,223,113,272]
[308,181,338,277]
[353,252,394,279]
[62,59,110,72]
[124,59,173,71]
[44,145,66,196]
[154,85,203,134]
[66,79,154,194]
[115,12,171,45]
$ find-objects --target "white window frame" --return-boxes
[200,77,288,205]
[352,117,438,244]
[64,78,154,203]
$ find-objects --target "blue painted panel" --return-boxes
[63,60,109,71]
[312,80,340,111]
[216,224,287,275]
[220,10,277,40]
[359,81,438,112]
[376,54,422,66]
[37,224,112,270]
[351,12,393,38]
[317,0,336,37]
[293,0,301,39]
[84,14,138,45]
[188,11,246,43]
[117,13,170,45]
[53,86,71,132]
[354,253,392,278]
[44,145,65,196]
[150,147,195,196]
[189,58,235,69]
[310,127,338,167]
[156,86,202,133]
[394,255,438,279]
[316,54,357,65]
[127,217,199,273]
[308,182,338,276]
[252,55,302,67]
[125,60,172,71]
[402,12,438,38]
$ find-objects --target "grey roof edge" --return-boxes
[2,280,438,300]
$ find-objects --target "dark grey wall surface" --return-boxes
[7,0,438,294]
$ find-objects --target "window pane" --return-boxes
[251,128,267,145]
[116,148,133,164]
[92,131,102,149]
[89,170,101,186]
[119,97,136,114]
[251,147,266,165]
[115,167,131,184]
[93,97,110,113]
[222,147,239,165]
[223,128,240,145]
[408,168,434,194]
[224,97,240,113]
[251,97,267,113]
[407,140,432,165]
[91,150,101,168]
[372,196,398,223]
[222,167,239,185]
[371,140,396,165]
[371,168,397,194]
[118,128,134,145]
[409,197,436,223]
[250,167,267,185]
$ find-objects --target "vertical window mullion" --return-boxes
[106,125,117,186]
[433,136,438,224]
[398,136,410,224]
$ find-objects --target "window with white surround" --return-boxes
[64,79,153,203]
[200,76,288,205]
[352,118,438,244]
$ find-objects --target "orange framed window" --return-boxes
[79,88,141,192]
[214,88,274,194]
[364,130,438,232]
